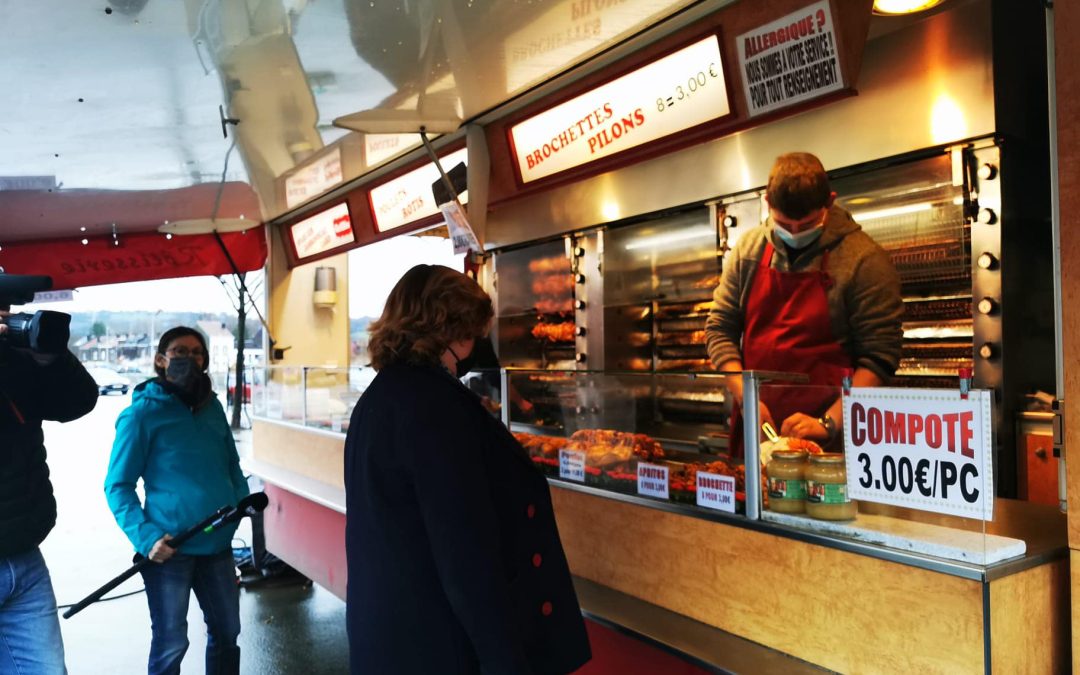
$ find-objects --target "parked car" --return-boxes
[88,366,130,396]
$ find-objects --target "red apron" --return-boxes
[729,242,852,456]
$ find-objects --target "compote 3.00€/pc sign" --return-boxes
[842,387,994,521]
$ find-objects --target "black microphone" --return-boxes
[202,492,269,534]
[63,493,269,620]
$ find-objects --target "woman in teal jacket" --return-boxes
[105,326,249,675]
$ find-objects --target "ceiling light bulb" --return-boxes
[872,0,945,15]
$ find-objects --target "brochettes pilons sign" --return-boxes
[842,388,994,521]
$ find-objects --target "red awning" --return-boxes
[0,183,267,289]
[0,229,267,290]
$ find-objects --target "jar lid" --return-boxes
[770,449,808,461]
[810,452,845,464]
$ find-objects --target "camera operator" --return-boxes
[0,307,98,674]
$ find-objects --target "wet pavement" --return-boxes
[40,393,349,674]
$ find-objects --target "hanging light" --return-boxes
[873,0,945,15]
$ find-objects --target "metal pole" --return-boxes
[301,367,308,427]
[1044,4,1067,513]
[419,129,462,207]
[742,371,761,520]
[231,274,247,430]
[500,367,510,428]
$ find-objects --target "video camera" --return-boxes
[0,274,71,354]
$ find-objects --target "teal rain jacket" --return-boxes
[105,379,249,556]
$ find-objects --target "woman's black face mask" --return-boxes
[165,356,202,390]
[454,352,476,378]
[448,342,478,378]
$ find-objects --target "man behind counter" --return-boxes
[705,152,903,452]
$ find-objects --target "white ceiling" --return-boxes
[0,0,699,243]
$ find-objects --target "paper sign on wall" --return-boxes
[559,449,586,482]
[696,472,736,513]
[843,387,994,521]
[440,201,481,254]
[737,0,844,117]
[637,463,669,499]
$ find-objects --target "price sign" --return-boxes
[509,34,729,183]
[368,148,469,232]
[737,1,844,117]
[559,449,586,482]
[290,203,355,259]
[696,471,736,513]
[843,388,994,521]
[636,463,669,499]
[31,290,74,303]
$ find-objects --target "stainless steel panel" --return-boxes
[970,145,1003,399]
[574,231,606,370]
[487,0,996,249]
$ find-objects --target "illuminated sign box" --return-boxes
[365,134,422,168]
[368,148,469,233]
[509,34,730,184]
[284,148,343,209]
[291,202,355,259]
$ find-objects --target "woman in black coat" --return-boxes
[344,264,591,675]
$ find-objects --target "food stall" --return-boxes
[249,0,1068,671]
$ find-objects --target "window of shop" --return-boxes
[347,234,465,366]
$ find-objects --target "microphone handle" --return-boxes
[62,557,152,619]
[63,506,229,620]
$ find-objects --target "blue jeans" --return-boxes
[139,551,240,675]
[0,547,66,675]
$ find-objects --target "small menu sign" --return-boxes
[559,449,586,482]
[696,472,736,513]
[737,0,844,117]
[637,463,669,499]
[290,203,355,259]
[284,148,343,209]
[368,148,468,232]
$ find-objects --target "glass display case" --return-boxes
[252,365,375,433]
[505,368,745,513]
[744,373,1015,568]
[505,367,1042,571]
[494,240,577,369]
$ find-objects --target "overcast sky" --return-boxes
[22,274,257,314]
[347,235,463,318]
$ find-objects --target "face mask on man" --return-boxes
[774,223,825,249]
[166,357,202,390]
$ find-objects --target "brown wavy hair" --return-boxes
[765,152,831,219]
[368,264,493,371]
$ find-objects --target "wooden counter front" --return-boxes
[252,419,344,488]
[551,486,1068,673]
